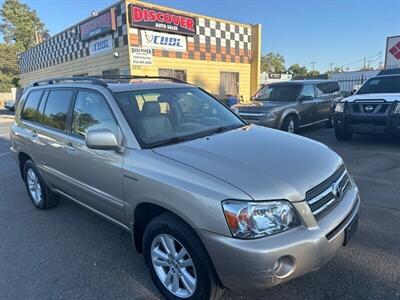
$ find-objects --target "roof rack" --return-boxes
[95,75,189,84]
[377,68,400,76]
[32,77,108,87]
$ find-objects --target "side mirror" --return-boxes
[85,128,119,151]
[351,90,356,95]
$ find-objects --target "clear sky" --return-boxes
[4,0,400,72]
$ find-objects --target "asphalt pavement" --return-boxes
[0,109,399,300]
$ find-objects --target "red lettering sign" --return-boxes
[129,4,196,36]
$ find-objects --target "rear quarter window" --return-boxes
[21,90,43,122]
[316,82,341,97]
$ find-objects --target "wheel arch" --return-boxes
[279,110,300,129]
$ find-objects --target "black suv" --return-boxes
[333,69,400,140]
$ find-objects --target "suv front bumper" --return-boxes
[197,186,360,291]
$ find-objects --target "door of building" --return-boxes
[220,72,239,96]
[159,69,187,81]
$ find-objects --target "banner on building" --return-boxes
[89,35,113,56]
[80,8,116,41]
[131,47,153,65]
[385,35,400,69]
[141,30,187,52]
[129,4,196,36]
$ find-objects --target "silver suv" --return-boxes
[11,77,360,300]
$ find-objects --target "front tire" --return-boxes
[335,128,353,141]
[143,213,222,300]
[23,160,59,209]
[281,115,298,133]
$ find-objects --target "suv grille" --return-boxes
[306,165,350,219]
[349,101,392,115]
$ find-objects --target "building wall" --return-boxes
[126,0,260,100]
[19,1,129,86]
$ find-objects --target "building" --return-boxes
[260,72,292,85]
[19,0,261,101]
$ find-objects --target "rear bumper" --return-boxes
[334,113,400,135]
[197,186,360,291]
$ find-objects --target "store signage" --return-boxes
[129,4,196,36]
[131,47,153,65]
[385,35,400,69]
[141,30,187,52]
[80,8,116,41]
[89,35,113,56]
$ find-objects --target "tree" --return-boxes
[287,64,308,77]
[261,52,286,74]
[0,0,47,50]
[307,70,320,77]
[0,43,19,91]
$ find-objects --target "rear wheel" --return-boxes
[281,116,298,133]
[143,213,223,300]
[23,160,59,209]
[335,128,353,141]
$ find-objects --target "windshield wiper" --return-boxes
[209,124,244,135]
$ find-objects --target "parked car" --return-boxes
[4,99,15,111]
[334,68,400,140]
[11,77,359,300]
[232,80,343,133]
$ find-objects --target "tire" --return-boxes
[143,213,223,300]
[335,128,353,141]
[23,160,59,209]
[281,115,298,133]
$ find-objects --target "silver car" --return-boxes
[11,77,360,300]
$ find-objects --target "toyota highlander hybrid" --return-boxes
[11,77,360,300]
[334,68,400,140]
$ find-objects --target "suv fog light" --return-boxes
[272,256,295,278]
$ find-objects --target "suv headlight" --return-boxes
[394,103,400,114]
[222,200,300,239]
[334,102,345,113]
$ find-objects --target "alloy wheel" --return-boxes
[151,234,197,298]
[26,168,42,205]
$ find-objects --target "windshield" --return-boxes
[253,84,301,101]
[357,76,400,94]
[114,87,244,148]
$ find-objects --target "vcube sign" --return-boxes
[141,30,187,52]
[385,35,400,69]
[129,4,196,36]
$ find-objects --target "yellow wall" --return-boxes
[130,57,251,100]
[20,45,130,87]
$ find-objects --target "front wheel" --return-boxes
[335,128,353,141]
[281,116,298,133]
[143,213,223,300]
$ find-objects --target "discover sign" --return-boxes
[129,4,196,36]
[141,30,187,52]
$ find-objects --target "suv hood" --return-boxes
[153,125,342,202]
[345,93,400,103]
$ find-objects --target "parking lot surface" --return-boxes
[0,109,399,300]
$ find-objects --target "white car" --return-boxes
[4,99,15,111]
[333,68,400,140]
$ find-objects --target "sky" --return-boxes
[2,0,400,72]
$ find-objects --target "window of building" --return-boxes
[42,90,74,131]
[159,69,187,82]
[72,90,118,138]
[21,90,43,122]
[220,72,239,96]
[102,69,120,77]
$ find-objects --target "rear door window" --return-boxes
[21,90,43,122]
[42,90,74,131]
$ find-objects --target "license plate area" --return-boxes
[343,214,359,246]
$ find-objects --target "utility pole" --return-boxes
[329,63,334,72]
[310,61,317,72]
[363,57,366,70]
[378,51,383,69]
